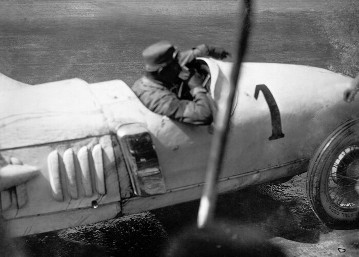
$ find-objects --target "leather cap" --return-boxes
[142,41,176,72]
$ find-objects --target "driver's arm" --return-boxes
[133,82,213,125]
[161,87,213,125]
[178,44,230,67]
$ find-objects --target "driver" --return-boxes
[131,41,230,125]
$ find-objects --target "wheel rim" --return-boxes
[328,145,359,210]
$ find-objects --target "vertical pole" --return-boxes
[197,0,252,229]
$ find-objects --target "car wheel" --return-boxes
[307,119,359,229]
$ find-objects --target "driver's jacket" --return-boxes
[131,44,219,125]
[131,76,214,125]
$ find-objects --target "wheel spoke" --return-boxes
[328,147,359,207]
[328,183,359,206]
[327,147,359,210]
[335,174,359,181]
[308,132,359,227]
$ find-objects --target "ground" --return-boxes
[0,0,359,256]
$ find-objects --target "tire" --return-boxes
[307,119,359,229]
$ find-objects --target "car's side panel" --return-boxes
[4,202,121,237]
[121,158,308,215]
[0,135,124,236]
[221,62,357,178]
[146,117,212,190]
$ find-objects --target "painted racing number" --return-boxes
[254,84,285,140]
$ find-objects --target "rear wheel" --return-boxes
[307,120,359,229]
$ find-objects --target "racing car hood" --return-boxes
[199,58,359,167]
[201,58,358,128]
[202,58,356,114]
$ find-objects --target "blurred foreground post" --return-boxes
[197,0,252,228]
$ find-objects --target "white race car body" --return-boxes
[0,58,356,236]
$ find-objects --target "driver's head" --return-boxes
[142,41,182,82]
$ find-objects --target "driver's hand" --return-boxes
[178,66,191,81]
[344,74,359,103]
[209,47,231,60]
[344,88,358,103]
[187,71,205,90]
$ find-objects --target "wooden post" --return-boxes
[197,0,252,229]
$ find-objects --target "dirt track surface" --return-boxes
[1,0,359,256]
[0,0,347,85]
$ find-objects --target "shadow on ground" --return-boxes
[5,174,353,257]
[153,174,327,245]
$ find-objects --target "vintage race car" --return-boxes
[0,58,358,237]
